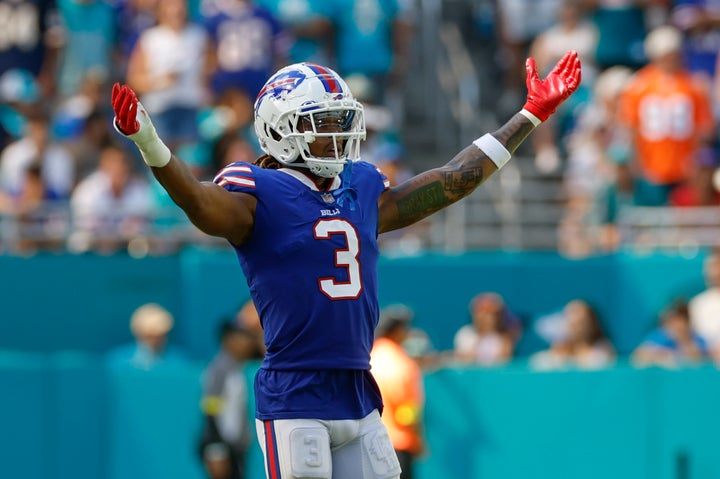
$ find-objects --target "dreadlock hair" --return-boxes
[254,154,281,170]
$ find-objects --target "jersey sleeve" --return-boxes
[373,165,391,191]
[213,162,257,194]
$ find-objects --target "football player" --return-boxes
[111,53,581,479]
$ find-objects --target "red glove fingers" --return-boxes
[111,82,140,135]
[523,50,582,122]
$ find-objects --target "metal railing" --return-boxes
[0,203,225,256]
[618,206,720,253]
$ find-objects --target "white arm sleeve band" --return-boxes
[113,101,171,168]
[519,108,542,127]
[473,133,512,169]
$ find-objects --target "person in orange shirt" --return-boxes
[370,305,425,479]
[619,25,716,206]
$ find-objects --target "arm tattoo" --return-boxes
[396,181,446,223]
[444,168,483,193]
[386,113,536,231]
[493,112,537,153]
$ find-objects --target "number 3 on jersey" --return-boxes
[313,219,363,300]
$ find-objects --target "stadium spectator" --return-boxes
[256,0,334,66]
[560,66,634,255]
[64,108,114,183]
[632,300,708,368]
[199,321,257,479]
[0,0,62,99]
[330,0,415,106]
[689,253,720,359]
[530,299,615,370]
[210,133,257,177]
[106,302,188,370]
[0,160,66,253]
[52,72,109,144]
[233,298,265,359]
[0,68,41,150]
[589,0,652,70]
[619,25,716,206]
[370,304,425,479]
[126,0,212,149]
[668,147,720,207]
[55,0,117,98]
[69,143,154,253]
[453,292,520,366]
[671,0,720,90]
[115,0,160,63]
[528,0,598,173]
[0,110,75,200]
[494,0,561,118]
[201,0,289,99]
[201,85,262,178]
[377,303,438,369]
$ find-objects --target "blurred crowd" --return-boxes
[0,0,415,255]
[490,0,720,256]
[3,0,720,257]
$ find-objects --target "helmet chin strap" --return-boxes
[306,158,346,178]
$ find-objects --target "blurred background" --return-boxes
[2,0,720,478]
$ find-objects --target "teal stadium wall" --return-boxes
[0,249,708,356]
[0,250,714,478]
[1,356,719,479]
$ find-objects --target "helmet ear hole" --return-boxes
[268,126,281,141]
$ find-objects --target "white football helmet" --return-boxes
[254,63,366,178]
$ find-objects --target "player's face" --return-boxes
[298,111,353,157]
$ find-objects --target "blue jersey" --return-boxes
[213,161,390,419]
[0,0,56,76]
[202,2,288,97]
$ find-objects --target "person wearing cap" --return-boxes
[106,303,187,370]
[370,304,425,479]
[619,25,716,207]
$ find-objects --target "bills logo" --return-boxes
[255,70,307,110]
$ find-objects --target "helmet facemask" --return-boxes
[291,104,365,178]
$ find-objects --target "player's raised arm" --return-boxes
[378,50,582,233]
[111,83,256,245]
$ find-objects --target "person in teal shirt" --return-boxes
[256,0,334,65]
[56,0,118,97]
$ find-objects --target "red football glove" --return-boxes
[111,82,140,135]
[523,50,582,122]
[110,82,171,167]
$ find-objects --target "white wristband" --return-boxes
[113,101,171,168]
[473,133,511,169]
[519,109,542,127]
[136,135,171,168]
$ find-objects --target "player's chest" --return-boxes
[257,190,377,255]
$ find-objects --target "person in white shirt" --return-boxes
[70,143,154,252]
[0,112,75,200]
[453,293,520,366]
